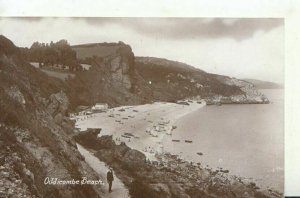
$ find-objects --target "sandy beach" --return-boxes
[75,101,205,160]
[74,93,283,193]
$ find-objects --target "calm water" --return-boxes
[163,89,284,192]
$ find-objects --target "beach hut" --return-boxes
[92,103,108,113]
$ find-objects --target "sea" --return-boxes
[163,89,284,192]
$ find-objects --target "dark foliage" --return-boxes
[21,39,82,71]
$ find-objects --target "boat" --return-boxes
[121,135,131,138]
[124,132,134,137]
[206,101,214,105]
[185,140,193,143]
[172,139,180,142]
[197,152,203,156]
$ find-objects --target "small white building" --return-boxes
[92,103,108,112]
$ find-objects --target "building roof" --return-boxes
[95,103,108,106]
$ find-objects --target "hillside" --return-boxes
[135,57,269,104]
[71,45,268,106]
[72,42,122,60]
[243,78,284,89]
[0,35,102,197]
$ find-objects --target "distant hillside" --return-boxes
[135,57,243,101]
[72,43,269,105]
[136,56,201,72]
[135,57,269,104]
[243,79,284,89]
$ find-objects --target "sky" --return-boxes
[0,17,284,83]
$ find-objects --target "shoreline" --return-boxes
[74,99,282,194]
[75,101,205,160]
[74,130,282,198]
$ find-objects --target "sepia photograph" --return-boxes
[0,16,285,197]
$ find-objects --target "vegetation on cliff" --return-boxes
[0,35,102,197]
[21,39,82,71]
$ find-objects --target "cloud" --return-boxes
[82,17,284,41]
[0,17,284,83]
[1,17,283,41]
[1,17,43,22]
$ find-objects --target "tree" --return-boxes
[27,39,81,71]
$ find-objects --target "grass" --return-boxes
[40,69,75,80]
[30,62,75,80]
[73,45,119,59]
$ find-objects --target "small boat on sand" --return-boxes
[121,135,131,138]
[124,132,134,137]
[197,152,203,156]
[172,139,180,142]
[185,140,193,143]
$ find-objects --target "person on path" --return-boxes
[107,168,114,193]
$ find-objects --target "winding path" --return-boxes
[77,144,130,198]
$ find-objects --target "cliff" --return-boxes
[68,42,153,108]
[69,44,269,108]
[0,35,102,197]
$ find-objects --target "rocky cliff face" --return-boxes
[72,42,135,90]
[69,43,152,108]
[102,43,135,90]
[0,35,102,197]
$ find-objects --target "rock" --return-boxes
[47,91,69,116]
[54,113,63,124]
[2,171,10,178]
[114,142,130,157]
[123,149,146,165]
[5,86,26,107]
[23,168,34,181]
